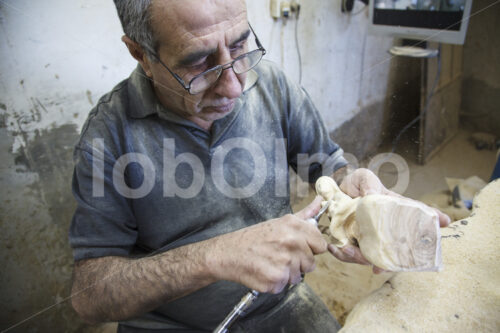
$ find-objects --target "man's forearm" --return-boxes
[71,240,216,323]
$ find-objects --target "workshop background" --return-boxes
[0,0,499,332]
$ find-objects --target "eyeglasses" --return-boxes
[148,24,266,95]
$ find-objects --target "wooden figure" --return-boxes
[316,176,442,272]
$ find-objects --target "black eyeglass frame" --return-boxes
[147,23,266,95]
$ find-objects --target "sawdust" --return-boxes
[304,252,392,325]
[340,180,500,332]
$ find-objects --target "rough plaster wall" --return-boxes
[247,0,394,132]
[0,0,394,331]
[0,1,135,331]
[461,0,500,136]
[330,48,423,160]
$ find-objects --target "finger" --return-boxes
[433,208,451,227]
[270,281,288,294]
[291,215,328,255]
[288,259,302,285]
[303,228,328,255]
[328,244,371,265]
[294,195,323,220]
[300,258,316,274]
[339,178,358,198]
[298,250,316,274]
[270,270,289,294]
[328,244,352,262]
[372,266,387,274]
[359,171,387,197]
[342,246,371,265]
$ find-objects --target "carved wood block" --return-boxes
[316,176,442,272]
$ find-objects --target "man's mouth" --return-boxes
[209,100,235,113]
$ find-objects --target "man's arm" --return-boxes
[71,240,215,324]
[71,199,327,324]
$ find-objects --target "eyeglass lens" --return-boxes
[189,49,264,94]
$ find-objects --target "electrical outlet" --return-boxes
[270,0,281,18]
[281,1,291,18]
[271,0,301,19]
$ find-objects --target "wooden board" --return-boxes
[418,44,463,164]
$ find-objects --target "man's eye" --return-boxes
[192,62,208,70]
[230,45,244,52]
[189,57,208,68]
[187,60,209,74]
[230,41,247,54]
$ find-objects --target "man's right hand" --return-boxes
[207,196,328,294]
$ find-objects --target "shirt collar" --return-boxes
[127,65,160,119]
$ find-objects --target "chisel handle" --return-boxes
[213,290,260,333]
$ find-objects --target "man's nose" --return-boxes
[212,64,243,99]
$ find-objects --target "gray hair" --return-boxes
[114,0,157,60]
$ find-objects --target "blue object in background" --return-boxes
[463,200,473,210]
[491,154,500,181]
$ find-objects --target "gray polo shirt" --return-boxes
[69,60,347,330]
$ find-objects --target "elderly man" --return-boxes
[69,0,449,332]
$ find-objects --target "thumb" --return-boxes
[295,195,323,220]
[434,208,451,227]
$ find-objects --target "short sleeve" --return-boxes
[69,146,138,261]
[286,86,348,183]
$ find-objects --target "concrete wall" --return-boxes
[247,0,396,159]
[0,0,394,331]
[247,1,393,131]
[0,1,136,331]
[461,0,500,136]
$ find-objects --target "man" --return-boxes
[69,1,450,332]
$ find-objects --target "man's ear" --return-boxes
[121,35,153,77]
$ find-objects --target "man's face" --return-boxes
[146,0,249,128]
